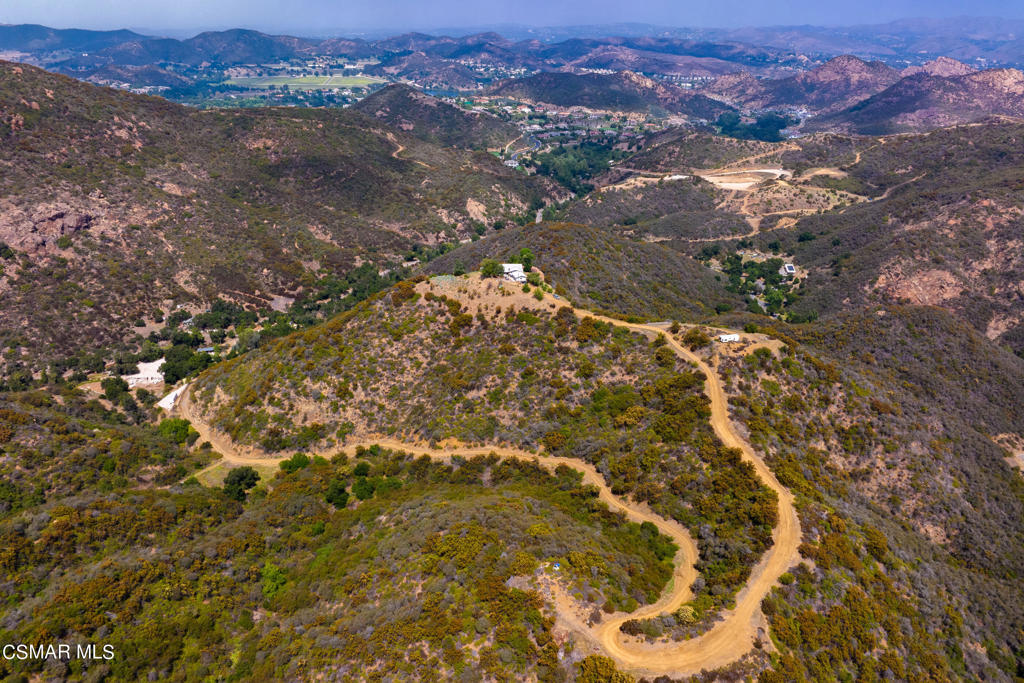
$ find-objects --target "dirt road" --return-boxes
[174,289,801,677]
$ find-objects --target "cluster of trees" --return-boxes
[716,112,799,142]
[718,254,802,317]
[161,344,214,384]
[531,141,625,194]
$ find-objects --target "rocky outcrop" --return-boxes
[0,201,95,252]
[902,57,975,78]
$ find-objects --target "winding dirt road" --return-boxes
[173,291,801,677]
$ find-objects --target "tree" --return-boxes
[325,478,349,508]
[101,376,130,402]
[279,452,311,474]
[479,258,503,278]
[655,346,676,367]
[224,466,260,501]
[261,562,287,599]
[352,476,376,500]
[517,248,535,272]
[682,327,711,350]
[158,418,195,444]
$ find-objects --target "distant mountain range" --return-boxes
[0,24,801,76]
[810,66,1024,134]
[701,54,1024,132]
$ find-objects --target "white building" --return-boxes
[718,333,741,343]
[157,384,187,411]
[502,263,527,283]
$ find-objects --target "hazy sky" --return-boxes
[3,0,1024,35]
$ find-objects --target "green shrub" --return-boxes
[224,466,260,501]
[279,452,311,474]
[325,478,349,508]
[158,418,195,445]
[479,259,502,278]
[352,476,376,500]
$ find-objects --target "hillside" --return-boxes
[363,52,481,89]
[705,55,902,114]
[562,175,750,241]
[721,305,1024,680]
[751,122,1024,354]
[0,384,681,680]
[351,84,518,149]
[613,127,788,173]
[426,222,743,319]
[0,60,551,374]
[131,274,1024,679]
[490,71,735,119]
[809,68,1024,134]
[0,24,146,53]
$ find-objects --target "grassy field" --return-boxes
[194,459,281,487]
[227,74,385,89]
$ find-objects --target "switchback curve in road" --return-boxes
[173,291,801,678]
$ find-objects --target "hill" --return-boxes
[758,122,1024,354]
[612,127,788,173]
[177,274,1022,679]
[0,24,146,53]
[561,175,750,241]
[901,56,976,78]
[363,52,480,89]
[707,16,1024,67]
[0,60,551,376]
[490,71,735,119]
[705,55,902,114]
[351,84,518,149]
[809,67,1024,134]
[722,304,1024,680]
[83,63,192,88]
[425,222,742,319]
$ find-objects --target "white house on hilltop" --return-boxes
[718,333,741,343]
[502,263,527,283]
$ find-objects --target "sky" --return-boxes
[3,0,1024,36]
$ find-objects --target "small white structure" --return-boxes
[157,383,188,411]
[718,333,741,343]
[502,263,527,283]
[122,359,165,387]
[779,263,797,276]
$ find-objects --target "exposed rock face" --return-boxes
[0,202,95,252]
[704,55,901,113]
[810,67,1024,133]
[902,57,976,78]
